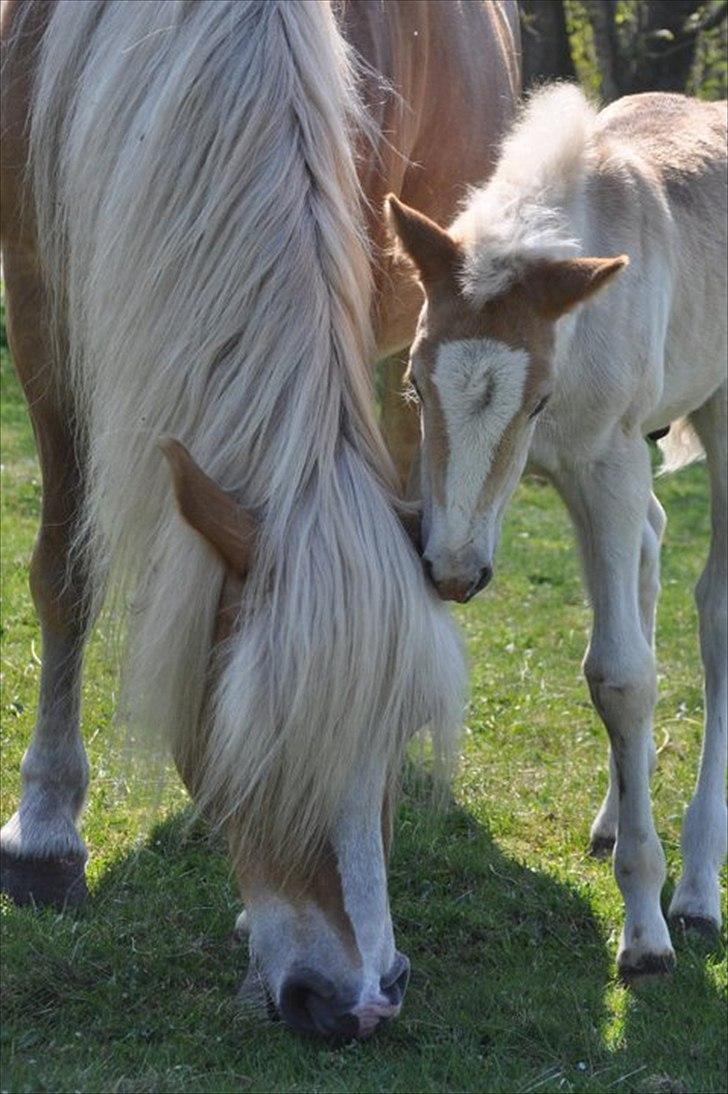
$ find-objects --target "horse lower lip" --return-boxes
[354,1001,401,1037]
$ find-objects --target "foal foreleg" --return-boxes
[669,389,727,936]
[589,493,665,856]
[557,445,674,977]
[0,252,91,908]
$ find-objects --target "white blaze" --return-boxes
[432,338,529,546]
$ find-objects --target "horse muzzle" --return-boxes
[278,953,410,1040]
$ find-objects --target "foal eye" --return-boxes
[529,394,550,420]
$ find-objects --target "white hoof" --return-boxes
[617,917,676,982]
[668,874,722,939]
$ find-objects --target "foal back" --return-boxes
[592,93,727,430]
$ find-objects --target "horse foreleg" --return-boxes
[0,250,91,908]
[555,440,674,979]
[669,386,727,937]
[589,493,665,856]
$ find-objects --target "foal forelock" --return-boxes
[25,0,467,876]
[452,84,593,304]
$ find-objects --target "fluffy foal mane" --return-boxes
[453,84,596,302]
[26,0,465,867]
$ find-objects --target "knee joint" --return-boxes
[640,525,661,585]
[584,648,656,722]
[584,642,655,692]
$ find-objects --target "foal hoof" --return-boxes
[618,949,676,986]
[588,834,615,859]
[669,914,721,944]
[0,849,88,910]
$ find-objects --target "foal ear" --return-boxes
[385,194,462,285]
[160,438,257,580]
[528,255,629,320]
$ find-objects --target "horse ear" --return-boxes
[385,194,462,285]
[527,255,629,319]
[160,438,257,580]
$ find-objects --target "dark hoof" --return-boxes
[618,950,676,986]
[669,914,721,943]
[588,834,615,859]
[0,849,88,910]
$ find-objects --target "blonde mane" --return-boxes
[453,84,597,301]
[27,0,466,866]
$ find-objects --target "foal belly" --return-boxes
[643,262,728,431]
[642,343,727,435]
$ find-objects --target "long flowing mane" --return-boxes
[453,84,595,301]
[26,0,465,865]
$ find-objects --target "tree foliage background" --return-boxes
[520,0,727,101]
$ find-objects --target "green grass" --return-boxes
[1,330,726,1093]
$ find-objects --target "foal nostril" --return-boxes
[279,972,358,1040]
[380,952,411,1007]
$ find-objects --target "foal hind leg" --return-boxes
[0,251,91,908]
[669,386,727,937]
[589,494,665,856]
[556,439,674,978]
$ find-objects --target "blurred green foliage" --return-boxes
[688,2,728,98]
[564,1,602,94]
[0,281,6,350]
[531,1,727,100]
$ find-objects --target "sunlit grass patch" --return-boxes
[1,327,726,1090]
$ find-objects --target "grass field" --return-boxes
[1,323,726,1092]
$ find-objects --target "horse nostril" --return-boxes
[380,952,411,1007]
[471,564,493,596]
[422,556,435,584]
[279,972,358,1040]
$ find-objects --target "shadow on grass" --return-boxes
[1,788,725,1093]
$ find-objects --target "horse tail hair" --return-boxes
[658,418,704,474]
[22,0,467,871]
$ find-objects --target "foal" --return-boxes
[388,85,727,979]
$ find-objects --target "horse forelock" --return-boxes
[26,0,466,875]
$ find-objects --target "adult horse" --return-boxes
[0,0,519,1039]
[387,84,727,980]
